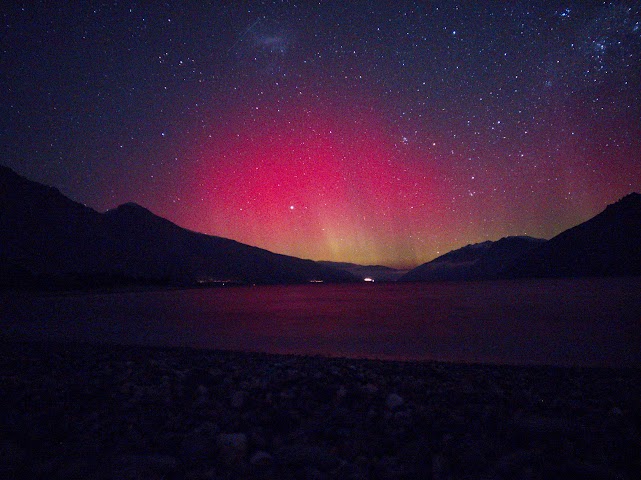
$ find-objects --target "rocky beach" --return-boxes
[1,340,639,479]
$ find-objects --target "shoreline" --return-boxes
[3,337,640,370]
[4,273,641,297]
[2,339,639,479]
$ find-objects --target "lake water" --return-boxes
[2,277,640,367]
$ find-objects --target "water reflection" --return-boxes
[2,278,640,367]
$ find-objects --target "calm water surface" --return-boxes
[2,278,640,366]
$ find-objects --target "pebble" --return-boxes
[250,450,273,466]
[180,422,219,464]
[362,383,378,394]
[1,341,639,480]
[217,432,248,464]
[386,393,404,409]
[275,444,340,470]
[608,406,623,417]
[230,390,245,409]
[110,454,178,479]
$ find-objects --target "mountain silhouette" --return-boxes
[401,193,641,282]
[3,165,639,287]
[508,193,641,278]
[0,166,357,288]
[400,236,545,282]
[317,261,408,282]
[0,165,107,277]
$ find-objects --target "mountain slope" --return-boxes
[0,166,357,287]
[400,237,546,282]
[102,202,356,284]
[401,193,641,282]
[0,165,108,276]
[317,261,408,281]
[508,193,641,278]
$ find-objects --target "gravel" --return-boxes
[1,340,639,479]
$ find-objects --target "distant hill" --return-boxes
[4,165,639,287]
[0,166,358,288]
[318,261,409,282]
[508,193,641,278]
[400,236,545,282]
[401,193,641,282]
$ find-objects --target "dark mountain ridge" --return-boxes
[508,192,641,278]
[3,165,639,287]
[400,236,545,282]
[401,193,641,282]
[317,261,408,282]
[0,166,357,288]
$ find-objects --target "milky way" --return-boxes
[2,1,640,267]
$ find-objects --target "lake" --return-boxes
[2,277,640,367]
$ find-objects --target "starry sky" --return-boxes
[2,1,640,268]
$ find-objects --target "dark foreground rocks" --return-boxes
[1,341,639,479]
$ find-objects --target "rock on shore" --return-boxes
[1,340,639,479]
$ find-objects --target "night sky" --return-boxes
[2,2,640,268]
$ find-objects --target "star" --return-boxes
[2,1,639,268]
